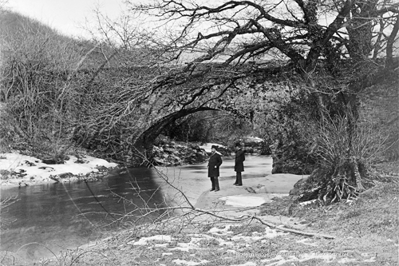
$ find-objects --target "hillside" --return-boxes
[0,9,74,45]
[0,10,111,71]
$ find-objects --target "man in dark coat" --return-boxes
[234,143,245,186]
[208,145,223,192]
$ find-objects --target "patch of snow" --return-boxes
[208,224,235,235]
[363,257,376,262]
[231,262,257,266]
[154,243,169,248]
[232,227,286,243]
[172,259,208,265]
[299,252,336,262]
[263,252,366,265]
[295,238,318,246]
[1,153,42,169]
[199,143,226,153]
[129,235,172,246]
[298,199,317,206]
[170,234,231,252]
[338,258,358,263]
[278,250,289,253]
[220,195,266,207]
[188,233,216,239]
[189,237,211,243]
[262,255,286,265]
[0,153,118,187]
[169,242,199,252]
[231,234,261,242]
[262,227,287,239]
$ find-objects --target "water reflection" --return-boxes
[0,155,272,261]
[0,167,165,260]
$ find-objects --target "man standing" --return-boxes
[234,143,245,186]
[208,145,223,192]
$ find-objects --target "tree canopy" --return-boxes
[96,0,398,130]
[127,0,398,74]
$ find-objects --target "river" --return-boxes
[0,155,273,261]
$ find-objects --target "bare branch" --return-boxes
[386,13,399,66]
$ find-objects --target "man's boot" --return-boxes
[235,172,243,186]
[210,177,215,191]
[214,177,220,192]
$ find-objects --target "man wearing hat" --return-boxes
[208,145,223,192]
[234,142,245,186]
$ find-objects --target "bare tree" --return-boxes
[0,11,95,160]
[109,0,398,202]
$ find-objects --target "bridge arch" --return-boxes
[132,106,219,165]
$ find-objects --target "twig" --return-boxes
[190,208,335,239]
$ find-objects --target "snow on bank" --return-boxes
[220,195,266,207]
[199,143,226,153]
[0,152,118,188]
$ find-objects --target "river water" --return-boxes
[0,155,272,261]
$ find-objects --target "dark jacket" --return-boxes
[234,149,245,172]
[208,152,222,177]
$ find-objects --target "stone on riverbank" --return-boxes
[152,142,208,166]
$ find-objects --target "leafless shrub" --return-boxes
[304,113,396,203]
[0,11,97,160]
[314,115,391,168]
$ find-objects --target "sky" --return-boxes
[5,0,127,38]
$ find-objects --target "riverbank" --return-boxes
[2,151,398,265]
[0,143,224,189]
[0,152,119,188]
[5,173,398,266]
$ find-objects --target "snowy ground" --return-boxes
[56,218,377,266]
[0,152,118,188]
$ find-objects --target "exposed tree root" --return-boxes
[297,156,376,204]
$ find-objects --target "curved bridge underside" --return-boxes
[132,106,218,165]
